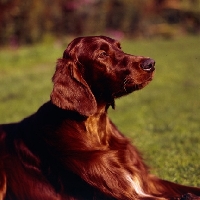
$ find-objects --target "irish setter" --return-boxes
[0,36,200,200]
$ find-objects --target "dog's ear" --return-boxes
[50,58,97,116]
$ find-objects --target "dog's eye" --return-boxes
[98,51,108,59]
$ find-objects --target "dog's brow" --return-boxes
[99,43,110,51]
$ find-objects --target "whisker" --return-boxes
[123,76,135,92]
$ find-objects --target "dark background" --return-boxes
[0,0,200,46]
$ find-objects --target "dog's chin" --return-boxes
[128,78,153,92]
[136,79,152,90]
[113,81,152,99]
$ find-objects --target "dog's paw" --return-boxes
[180,193,200,200]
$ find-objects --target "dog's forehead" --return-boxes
[95,37,121,49]
[63,36,121,58]
[69,36,120,50]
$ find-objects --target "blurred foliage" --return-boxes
[0,0,200,46]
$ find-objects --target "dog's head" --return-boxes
[51,36,155,116]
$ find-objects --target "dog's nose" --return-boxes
[140,58,155,72]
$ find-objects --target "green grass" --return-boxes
[0,36,200,186]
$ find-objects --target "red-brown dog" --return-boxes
[0,36,200,200]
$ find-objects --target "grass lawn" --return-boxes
[0,36,200,186]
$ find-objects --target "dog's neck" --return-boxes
[19,101,111,155]
[85,106,111,148]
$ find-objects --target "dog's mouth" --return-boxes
[124,74,153,91]
[112,75,153,98]
[136,78,152,90]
